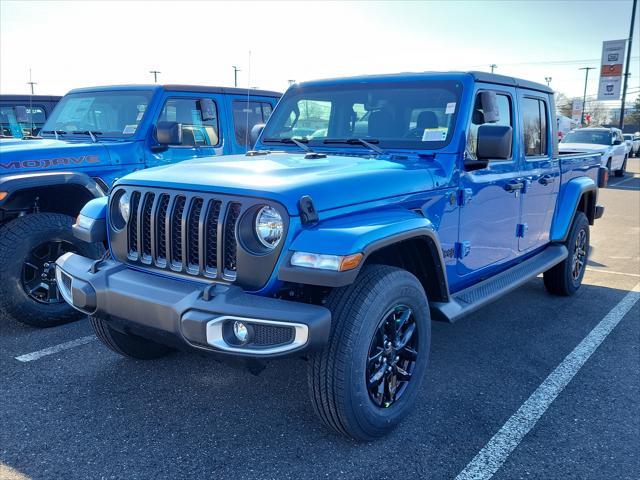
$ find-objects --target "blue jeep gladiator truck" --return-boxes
[56,72,605,440]
[0,84,280,327]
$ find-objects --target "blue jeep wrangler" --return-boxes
[56,72,605,440]
[0,84,280,327]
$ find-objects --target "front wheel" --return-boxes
[544,212,589,296]
[308,265,431,441]
[614,157,627,177]
[90,315,173,359]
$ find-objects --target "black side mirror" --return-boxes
[477,124,512,160]
[14,105,29,123]
[197,98,216,122]
[156,121,182,145]
[250,123,265,148]
[612,139,622,145]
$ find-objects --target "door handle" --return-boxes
[539,174,555,185]
[504,181,524,192]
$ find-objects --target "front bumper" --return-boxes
[55,253,331,358]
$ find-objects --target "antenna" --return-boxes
[245,51,252,148]
[27,68,36,135]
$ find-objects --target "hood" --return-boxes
[0,138,112,174]
[558,143,610,153]
[117,152,438,214]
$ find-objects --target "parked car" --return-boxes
[556,114,577,142]
[623,133,639,157]
[0,84,280,327]
[559,127,628,177]
[57,71,604,440]
[0,94,62,138]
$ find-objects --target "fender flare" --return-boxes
[550,176,597,243]
[278,208,449,298]
[0,171,104,209]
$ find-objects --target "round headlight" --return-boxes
[255,206,283,249]
[118,191,131,223]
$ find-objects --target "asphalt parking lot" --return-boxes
[1,161,638,480]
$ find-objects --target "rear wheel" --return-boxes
[308,265,431,441]
[90,315,173,359]
[544,212,589,296]
[0,213,102,327]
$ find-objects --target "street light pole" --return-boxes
[149,70,161,83]
[232,66,241,87]
[579,67,595,126]
[26,67,36,94]
[545,76,552,87]
[619,0,637,129]
[490,64,497,73]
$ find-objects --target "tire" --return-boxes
[90,315,173,359]
[0,213,103,328]
[308,265,431,441]
[614,156,627,177]
[544,212,589,296]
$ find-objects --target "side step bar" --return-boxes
[431,244,568,323]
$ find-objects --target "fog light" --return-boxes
[233,321,249,343]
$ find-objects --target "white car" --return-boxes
[623,133,640,157]
[559,127,628,177]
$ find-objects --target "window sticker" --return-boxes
[122,124,137,134]
[445,102,456,115]
[422,128,448,142]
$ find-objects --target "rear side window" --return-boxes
[158,98,219,147]
[522,98,549,157]
[467,92,512,159]
[0,105,46,137]
[232,100,273,146]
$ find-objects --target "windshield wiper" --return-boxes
[42,130,67,140]
[323,138,385,155]
[72,130,102,143]
[21,135,43,140]
[262,137,314,153]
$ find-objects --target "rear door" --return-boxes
[457,85,521,276]
[145,92,223,167]
[517,91,559,251]
[229,96,276,153]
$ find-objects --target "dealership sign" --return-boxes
[571,99,583,124]
[597,39,627,100]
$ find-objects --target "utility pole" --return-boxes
[579,67,595,126]
[287,79,296,86]
[619,0,637,129]
[490,64,497,73]
[26,68,36,94]
[545,76,552,87]
[232,66,241,87]
[149,70,161,83]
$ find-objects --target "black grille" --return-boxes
[61,271,72,293]
[124,189,243,280]
[252,324,295,346]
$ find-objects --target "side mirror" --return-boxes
[477,124,512,160]
[197,98,216,122]
[156,121,182,145]
[250,123,265,148]
[14,105,29,123]
[612,139,622,145]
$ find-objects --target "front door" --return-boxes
[518,92,558,251]
[457,86,521,277]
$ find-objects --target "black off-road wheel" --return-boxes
[614,156,627,177]
[90,315,173,360]
[544,212,589,296]
[0,213,102,328]
[308,265,431,441]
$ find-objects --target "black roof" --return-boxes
[163,85,282,97]
[0,94,63,102]
[469,71,553,94]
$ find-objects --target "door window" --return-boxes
[158,98,219,147]
[467,92,512,159]
[232,101,273,146]
[522,98,549,157]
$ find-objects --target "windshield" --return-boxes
[42,90,153,138]
[261,80,462,150]
[561,130,611,145]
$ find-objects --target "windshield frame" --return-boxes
[260,79,464,152]
[41,89,154,140]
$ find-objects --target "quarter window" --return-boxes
[158,98,219,147]
[522,98,549,157]
[467,92,512,159]
[232,101,273,146]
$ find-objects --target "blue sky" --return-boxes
[1,0,638,103]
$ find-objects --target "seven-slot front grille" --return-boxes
[124,190,242,280]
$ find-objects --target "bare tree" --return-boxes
[555,92,573,117]
[586,101,611,126]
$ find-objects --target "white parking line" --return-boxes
[608,175,638,187]
[455,283,640,480]
[15,335,96,362]
[586,267,640,278]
